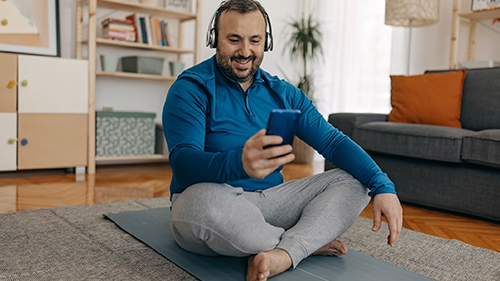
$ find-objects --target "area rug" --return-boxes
[1,198,499,281]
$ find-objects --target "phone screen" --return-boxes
[265,109,301,147]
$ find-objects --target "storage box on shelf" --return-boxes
[96,111,156,158]
[76,0,202,173]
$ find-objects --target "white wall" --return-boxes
[391,0,500,76]
[57,0,301,123]
[57,0,500,119]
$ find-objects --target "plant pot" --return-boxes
[292,136,315,164]
[100,55,119,72]
[169,61,185,76]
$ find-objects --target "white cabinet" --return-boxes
[0,113,17,171]
[0,53,89,171]
[18,56,88,114]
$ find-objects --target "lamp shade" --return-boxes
[385,0,440,27]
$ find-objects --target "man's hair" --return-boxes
[214,0,268,33]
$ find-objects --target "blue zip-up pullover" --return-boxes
[162,56,396,197]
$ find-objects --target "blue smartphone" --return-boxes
[265,109,301,147]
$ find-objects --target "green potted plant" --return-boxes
[283,13,323,163]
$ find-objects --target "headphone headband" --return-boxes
[206,1,273,52]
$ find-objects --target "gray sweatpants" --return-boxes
[170,169,370,268]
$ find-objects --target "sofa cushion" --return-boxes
[426,67,500,131]
[352,122,475,163]
[388,70,466,128]
[462,130,500,168]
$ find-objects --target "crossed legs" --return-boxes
[170,169,370,279]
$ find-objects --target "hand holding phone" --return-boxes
[265,109,301,148]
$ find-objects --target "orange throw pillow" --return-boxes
[388,69,466,128]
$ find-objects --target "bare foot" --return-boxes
[246,249,292,281]
[313,239,348,256]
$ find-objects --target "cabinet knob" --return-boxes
[1,19,7,26]
[7,80,16,89]
[21,80,28,87]
[21,139,28,146]
[7,138,16,145]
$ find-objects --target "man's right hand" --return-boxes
[242,129,295,179]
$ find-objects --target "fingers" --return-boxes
[372,193,403,246]
[387,213,401,246]
[372,209,382,232]
[242,129,295,179]
[387,206,403,246]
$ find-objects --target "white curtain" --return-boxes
[310,0,394,116]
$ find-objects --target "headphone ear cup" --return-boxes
[208,28,217,48]
[264,32,269,52]
[265,32,273,52]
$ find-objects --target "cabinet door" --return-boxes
[0,53,17,113]
[18,113,88,170]
[18,56,89,114]
[0,113,17,171]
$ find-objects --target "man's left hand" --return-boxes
[372,193,403,246]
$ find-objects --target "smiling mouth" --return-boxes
[232,56,254,68]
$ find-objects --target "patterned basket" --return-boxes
[96,111,156,157]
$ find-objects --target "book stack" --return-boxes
[125,14,172,47]
[101,18,136,42]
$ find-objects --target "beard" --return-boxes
[216,49,263,83]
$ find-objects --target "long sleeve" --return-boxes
[291,87,396,197]
[162,77,250,193]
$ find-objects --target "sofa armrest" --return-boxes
[325,113,388,171]
[328,113,388,137]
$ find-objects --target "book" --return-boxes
[160,21,167,46]
[139,17,148,44]
[102,28,136,42]
[155,18,163,46]
[149,16,157,46]
[105,23,135,32]
[164,20,172,47]
[143,15,153,46]
[126,13,142,43]
[101,17,134,26]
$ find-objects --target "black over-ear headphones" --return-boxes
[206,0,274,52]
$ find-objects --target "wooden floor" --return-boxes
[1,161,499,253]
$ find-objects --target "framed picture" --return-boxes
[0,0,60,57]
[471,0,500,11]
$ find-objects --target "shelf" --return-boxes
[96,154,169,165]
[82,0,196,22]
[459,8,500,20]
[97,155,169,161]
[93,38,195,53]
[96,71,177,81]
[78,0,201,173]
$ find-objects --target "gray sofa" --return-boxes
[325,67,500,222]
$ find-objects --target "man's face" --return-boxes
[215,10,266,86]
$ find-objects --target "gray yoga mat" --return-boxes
[105,208,435,281]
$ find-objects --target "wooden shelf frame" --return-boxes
[76,0,203,173]
[449,0,500,69]
[80,0,197,21]
[96,71,177,81]
[94,38,196,53]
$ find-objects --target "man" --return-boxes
[162,1,403,280]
